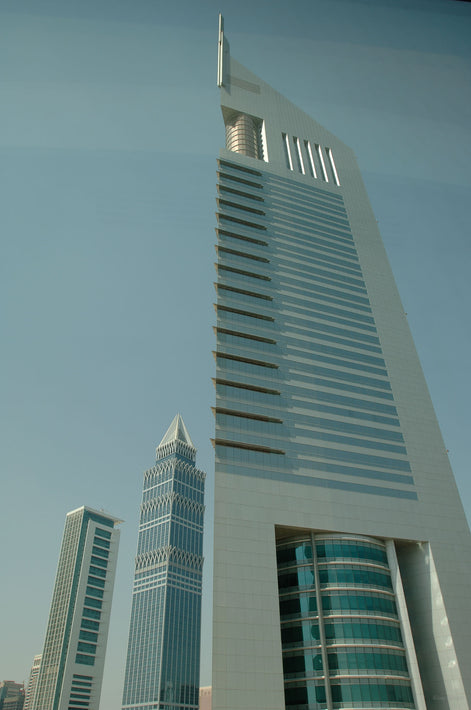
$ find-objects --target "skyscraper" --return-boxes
[23,655,41,710]
[212,17,471,710]
[32,507,121,710]
[122,414,205,710]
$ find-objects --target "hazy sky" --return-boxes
[1,1,470,709]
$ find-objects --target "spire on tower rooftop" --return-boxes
[158,413,194,449]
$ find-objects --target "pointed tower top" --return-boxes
[217,13,230,88]
[156,414,196,462]
[158,413,195,448]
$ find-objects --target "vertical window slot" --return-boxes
[261,121,269,163]
[304,140,317,178]
[282,133,294,171]
[327,148,341,186]
[316,144,329,182]
[293,137,305,174]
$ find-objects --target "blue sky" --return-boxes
[1,1,470,708]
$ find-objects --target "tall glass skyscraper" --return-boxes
[212,17,471,710]
[122,415,205,710]
[32,506,121,710]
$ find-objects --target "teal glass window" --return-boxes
[91,546,109,559]
[75,654,95,667]
[84,596,102,609]
[81,618,99,631]
[94,528,111,540]
[85,586,104,599]
[93,537,110,549]
[89,565,106,578]
[82,608,101,620]
[90,555,107,568]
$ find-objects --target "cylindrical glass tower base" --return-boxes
[277,533,416,709]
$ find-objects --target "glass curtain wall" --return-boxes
[277,533,415,709]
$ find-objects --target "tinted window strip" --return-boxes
[277,275,371,308]
[285,337,385,367]
[282,299,374,326]
[290,401,399,427]
[280,303,377,334]
[214,407,283,423]
[295,430,407,455]
[217,245,269,263]
[276,226,354,255]
[288,363,392,391]
[267,181,347,212]
[217,171,263,189]
[271,206,352,235]
[213,378,280,395]
[215,351,278,369]
[215,327,276,344]
[286,345,388,378]
[284,324,382,355]
[279,272,368,299]
[213,438,285,455]
[275,232,358,261]
[279,260,366,289]
[217,213,266,231]
[218,198,265,216]
[293,443,411,472]
[278,248,363,278]
[269,193,348,222]
[218,264,271,281]
[217,305,274,321]
[290,417,403,443]
[280,314,380,346]
[216,460,417,500]
[216,283,273,301]
[94,528,111,540]
[219,159,262,177]
[281,287,372,313]
[218,184,265,202]
[288,380,398,413]
[271,207,353,239]
[267,173,345,203]
[216,227,268,246]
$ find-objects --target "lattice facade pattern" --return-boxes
[122,417,205,710]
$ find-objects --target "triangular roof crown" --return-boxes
[158,414,194,448]
[155,414,196,462]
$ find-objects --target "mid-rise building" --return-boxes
[122,415,205,710]
[32,507,121,710]
[0,682,24,710]
[212,16,471,710]
[23,655,41,710]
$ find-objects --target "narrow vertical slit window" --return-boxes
[316,144,329,182]
[304,140,317,178]
[261,121,269,163]
[327,148,341,186]
[293,137,305,174]
[282,133,294,171]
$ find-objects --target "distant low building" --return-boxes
[199,686,211,710]
[0,681,24,710]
